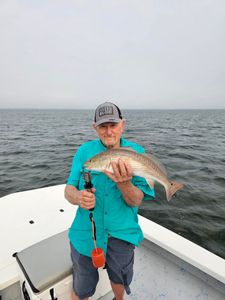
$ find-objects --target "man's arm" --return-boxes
[117,181,144,206]
[64,185,96,210]
[103,159,144,207]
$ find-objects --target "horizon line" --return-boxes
[0,107,225,110]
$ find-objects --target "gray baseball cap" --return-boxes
[94,102,123,126]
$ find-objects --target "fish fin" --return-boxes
[145,152,167,176]
[165,181,184,201]
[146,179,155,189]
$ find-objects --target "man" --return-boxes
[65,102,155,300]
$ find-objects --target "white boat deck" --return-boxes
[1,237,225,299]
[1,185,225,299]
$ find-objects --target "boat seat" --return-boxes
[14,229,72,293]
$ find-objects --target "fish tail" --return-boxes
[166,181,184,201]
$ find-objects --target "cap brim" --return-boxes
[95,118,121,126]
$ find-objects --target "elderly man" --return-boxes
[65,102,154,300]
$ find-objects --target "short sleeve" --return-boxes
[132,176,155,201]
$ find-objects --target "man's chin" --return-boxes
[105,143,115,148]
[104,140,116,148]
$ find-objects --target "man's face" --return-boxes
[93,120,125,149]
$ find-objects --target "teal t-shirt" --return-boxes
[67,137,155,257]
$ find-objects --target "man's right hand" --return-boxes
[64,185,96,210]
[77,188,96,210]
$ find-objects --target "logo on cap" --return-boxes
[98,106,114,117]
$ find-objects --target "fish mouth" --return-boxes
[84,161,94,171]
[84,161,90,169]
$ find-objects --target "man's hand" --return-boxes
[103,159,143,206]
[78,188,96,210]
[103,159,133,184]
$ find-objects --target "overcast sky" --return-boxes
[0,0,225,109]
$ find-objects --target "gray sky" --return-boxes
[0,0,225,109]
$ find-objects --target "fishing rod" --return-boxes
[83,168,105,268]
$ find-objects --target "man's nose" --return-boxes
[106,126,113,135]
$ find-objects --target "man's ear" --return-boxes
[121,119,125,132]
[92,123,97,130]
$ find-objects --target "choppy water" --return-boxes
[0,109,225,259]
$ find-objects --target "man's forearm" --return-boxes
[117,181,144,207]
[64,185,80,205]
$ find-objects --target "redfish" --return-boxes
[85,148,184,201]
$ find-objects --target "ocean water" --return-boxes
[0,109,225,259]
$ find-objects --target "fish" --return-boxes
[84,147,184,201]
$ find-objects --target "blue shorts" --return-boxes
[70,237,135,299]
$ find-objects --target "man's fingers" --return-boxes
[78,190,96,209]
[111,161,121,178]
[83,197,94,203]
[82,202,94,209]
[82,190,95,198]
[103,159,133,183]
[118,159,127,177]
[124,162,133,177]
[116,159,133,180]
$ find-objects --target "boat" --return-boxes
[1,185,225,299]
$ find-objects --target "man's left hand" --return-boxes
[103,159,133,184]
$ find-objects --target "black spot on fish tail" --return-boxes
[166,180,184,201]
